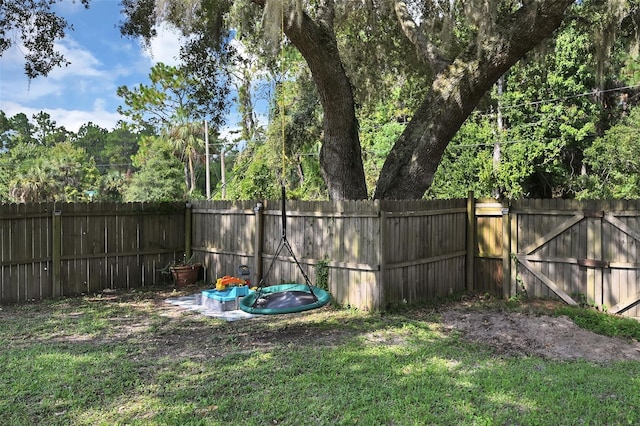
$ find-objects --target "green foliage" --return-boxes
[427,115,496,199]
[428,17,631,200]
[5,2,640,202]
[579,106,640,199]
[315,259,329,291]
[8,142,99,202]
[123,136,185,202]
[227,64,326,200]
[32,112,69,147]
[226,143,280,200]
[554,305,640,341]
[96,170,128,202]
[0,112,149,203]
[117,63,201,130]
[0,0,90,78]
[496,23,602,198]
[360,119,406,197]
[117,64,224,199]
[0,112,35,150]
[116,61,229,138]
[163,118,206,196]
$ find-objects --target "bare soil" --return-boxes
[439,301,640,362]
[6,287,640,363]
[154,290,640,363]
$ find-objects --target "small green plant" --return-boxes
[513,273,528,300]
[315,259,329,291]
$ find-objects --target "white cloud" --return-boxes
[52,0,88,15]
[49,38,105,80]
[1,37,109,104]
[1,37,104,81]
[1,101,123,133]
[142,22,184,66]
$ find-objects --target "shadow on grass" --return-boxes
[1,289,640,425]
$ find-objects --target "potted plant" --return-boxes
[168,255,202,287]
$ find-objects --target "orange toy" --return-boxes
[215,275,246,291]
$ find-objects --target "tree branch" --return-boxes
[375,0,575,199]
[392,0,449,74]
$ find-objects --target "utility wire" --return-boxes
[472,83,640,117]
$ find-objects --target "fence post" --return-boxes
[502,205,511,299]
[52,210,62,297]
[375,200,386,311]
[466,192,476,292]
[254,202,264,285]
[510,203,518,298]
[184,203,192,261]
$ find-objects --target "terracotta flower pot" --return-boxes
[170,263,202,287]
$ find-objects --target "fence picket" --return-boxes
[2,198,639,316]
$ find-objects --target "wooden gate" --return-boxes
[511,200,640,318]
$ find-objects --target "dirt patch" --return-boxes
[156,290,640,363]
[440,308,640,362]
[8,286,640,363]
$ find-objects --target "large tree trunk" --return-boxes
[284,7,368,200]
[374,0,574,199]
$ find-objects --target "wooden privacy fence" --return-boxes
[4,197,640,316]
[190,199,467,311]
[474,198,640,318]
[1,199,467,309]
[0,202,185,303]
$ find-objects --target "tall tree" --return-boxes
[0,112,35,150]
[579,106,640,199]
[8,142,98,202]
[123,135,186,201]
[123,0,589,199]
[5,0,636,199]
[32,112,68,146]
[164,118,205,195]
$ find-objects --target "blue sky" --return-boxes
[0,0,246,134]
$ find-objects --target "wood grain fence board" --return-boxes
[0,206,7,301]
[520,213,584,256]
[602,208,640,316]
[609,289,640,314]
[474,200,502,294]
[631,201,640,317]
[544,200,554,300]
[624,203,640,311]
[517,256,578,305]
[5,197,640,314]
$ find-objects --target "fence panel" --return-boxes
[508,199,640,318]
[190,200,256,284]
[474,200,505,295]
[381,199,467,307]
[4,197,640,315]
[0,202,185,302]
[255,199,382,310]
[0,203,53,302]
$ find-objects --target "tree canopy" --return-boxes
[3,0,640,201]
[117,0,636,199]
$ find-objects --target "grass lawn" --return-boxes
[1,287,639,425]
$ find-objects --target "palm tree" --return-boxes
[164,118,205,195]
[9,161,58,202]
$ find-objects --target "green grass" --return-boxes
[1,289,640,425]
[554,305,640,341]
